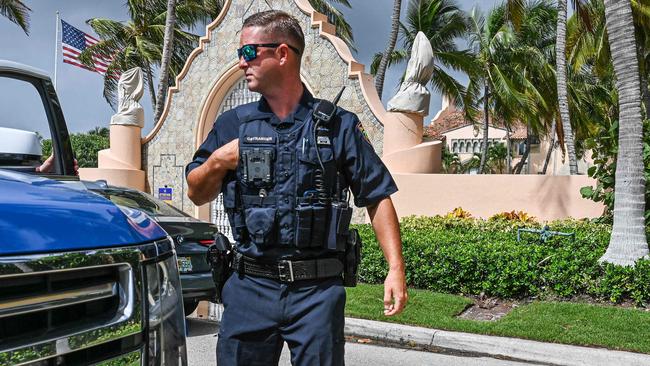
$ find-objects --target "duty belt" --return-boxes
[232,253,344,282]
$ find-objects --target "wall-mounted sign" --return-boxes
[158,187,172,203]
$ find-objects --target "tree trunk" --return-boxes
[478,85,490,174]
[634,25,650,118]
[154,0,177,124]
[506,127,512,173]
[514,142,529,174]
[556,0,579,174]
[374,0,401,99]
[541,118,557,175]
[145,63,157,115]
[640,69,650,119]
[600,0,648,266]
[514,123,532,174]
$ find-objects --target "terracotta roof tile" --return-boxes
[423,110,528,140]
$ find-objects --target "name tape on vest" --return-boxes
[244,136,276,144]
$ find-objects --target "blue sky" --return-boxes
[0,0,499,136]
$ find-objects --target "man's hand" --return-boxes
[36,155,79,175]
[216,139,239,170]
[187,138,239,206]
[384,268,407,316]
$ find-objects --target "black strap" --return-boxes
[232,253,343,282]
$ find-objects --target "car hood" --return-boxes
[154,217,218,240]
[0,170,167,256]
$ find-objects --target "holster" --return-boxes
[206,233,233,304]
[342,228,362,287]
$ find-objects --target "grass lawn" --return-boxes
[345,284,650,354]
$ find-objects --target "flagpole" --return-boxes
[54,11,60,89]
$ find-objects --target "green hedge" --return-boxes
[354,216,650,305]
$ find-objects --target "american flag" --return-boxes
[61,20,112,75]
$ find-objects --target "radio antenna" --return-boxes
[332,86,345,106]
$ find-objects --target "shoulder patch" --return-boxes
[356,121,372,144]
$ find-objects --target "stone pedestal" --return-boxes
[382,111,441,174]
[79,125,145,190]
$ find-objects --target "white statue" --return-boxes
[110,67,145,127]
[387,32,434,116]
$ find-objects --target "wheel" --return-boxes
[184,300,199,316]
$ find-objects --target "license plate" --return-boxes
[177,256,193,273]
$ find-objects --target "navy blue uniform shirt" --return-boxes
[185,88,398,259]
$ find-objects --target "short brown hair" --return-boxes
[243,10,305,57]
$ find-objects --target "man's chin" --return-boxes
[246,81,260,93]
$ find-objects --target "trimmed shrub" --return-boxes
[354,216,650,305]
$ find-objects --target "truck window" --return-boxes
[0,76,58,175]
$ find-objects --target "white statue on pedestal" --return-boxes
[110,67,145,127]
[387,31,434,116]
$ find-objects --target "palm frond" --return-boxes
[370,49,408,75]
[0,0,31,34]
[308,0,355,51]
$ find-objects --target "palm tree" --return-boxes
[487,142,509,173]
[375,0,402,99]
[469,1,557,175]
[556,0,579,174]
[565,0,614,147]
[467,5,528,174]
[441,146,461,173]
[154,0,178,123]
[631,0,650,117]
[80,0,219,112]
[309,0,355,50]
[540,118,556,174]
[370,0,474,108]
[508,0,592,175]
[599,0,648,266]
[0,0,30,34]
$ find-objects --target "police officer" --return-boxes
[186,10,407,366]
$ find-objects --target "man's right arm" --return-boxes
[187,139,239,206]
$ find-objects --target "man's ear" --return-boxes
[278,44,290,65]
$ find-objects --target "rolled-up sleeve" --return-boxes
[341,114,398,207]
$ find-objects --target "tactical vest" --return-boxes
[221,103,352,252]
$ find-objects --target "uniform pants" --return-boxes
[216,272,346,366]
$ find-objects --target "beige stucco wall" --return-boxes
[389,174,604,221]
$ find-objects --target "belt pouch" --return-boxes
[242,195,277,247]
[310,205,327,247]
[295,205,313,248]
[327,204,353,251]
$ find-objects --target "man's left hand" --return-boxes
[383,268,407,316]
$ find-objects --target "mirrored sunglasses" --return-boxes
[237,43,301,62]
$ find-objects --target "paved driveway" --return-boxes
[186,318,541,366]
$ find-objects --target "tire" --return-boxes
[184,300,199,316]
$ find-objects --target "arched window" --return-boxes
[452,141,458,153]
[459,141,465,153]
[473,141,480,153]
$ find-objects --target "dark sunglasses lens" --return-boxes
[240,45,256,61]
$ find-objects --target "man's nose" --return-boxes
[238,56,248,69]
